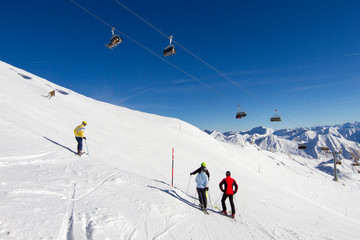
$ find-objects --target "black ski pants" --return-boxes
[197,188,207,209]
[221,194,235,214]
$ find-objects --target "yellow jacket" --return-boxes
[74,124,86,138]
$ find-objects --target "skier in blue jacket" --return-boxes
[195,169,209,211]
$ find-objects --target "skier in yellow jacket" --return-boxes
[74,121,87,155]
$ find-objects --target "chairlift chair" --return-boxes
[336,160,342,165]
[163,36,176,57]
[236,111,247,119]
[235,105,247,119]
[270,109,282,122]
[320,146,330,151]
[106,27,123,49]
[351,162,360,166]
[298,144,307,150]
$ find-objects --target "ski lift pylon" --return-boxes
[163,35,176,57]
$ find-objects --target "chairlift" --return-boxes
[270,109,281,122]
[351,162,360,166]
[298,144,307,150]
[320,146,330,151]
[336,160,342,165]
[105,27,123,49]
[163,36,176,57]
[235,105,247,119]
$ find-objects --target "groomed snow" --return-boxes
[1,60,360,239]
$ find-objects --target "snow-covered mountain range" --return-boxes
[205,123,360,160]
[1,60,360,239]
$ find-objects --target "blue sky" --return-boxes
[1,0,360,132]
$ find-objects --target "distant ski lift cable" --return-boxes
[70,0,281,129]
[112,0,303,128]
[69,0,231,101]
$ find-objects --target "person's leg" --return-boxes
[221,194,228,213]
[229,195,235,214]
[75,137,83,154]
[201,188,207,209]
[197,188,204,208]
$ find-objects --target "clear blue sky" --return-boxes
[1,0,360,132]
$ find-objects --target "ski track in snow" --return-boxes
[82,213,94,240]
[73,170,123,202]
[57,182,76,240]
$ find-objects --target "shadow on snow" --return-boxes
[43,136,77,154]
[148,181,219,215]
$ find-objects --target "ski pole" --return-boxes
[213,193,223,211]
[84,139,90,156]
[207,189,214,209]
[186,175,192,195]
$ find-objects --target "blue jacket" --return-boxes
[195,172,209,189]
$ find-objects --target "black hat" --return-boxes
[226,171,231,176]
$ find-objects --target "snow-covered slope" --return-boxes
[1,60,360,240]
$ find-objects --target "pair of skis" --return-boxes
[214,206,237,221]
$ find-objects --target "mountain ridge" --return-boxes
[205,122,360,160]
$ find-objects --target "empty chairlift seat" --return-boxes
[270,116,281,122]
[270,109,281,122]
[163,45,176,56]
[163,35,176,57]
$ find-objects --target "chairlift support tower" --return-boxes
[321,147,343,181]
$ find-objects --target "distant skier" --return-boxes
[219,171,238,218]
[46,90,55,99]
[74,121,87,156]
[190,162,210,180]
[195,168,209,212]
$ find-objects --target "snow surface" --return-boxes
[1,60,360,240]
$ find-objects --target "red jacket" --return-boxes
[219,176,238,195]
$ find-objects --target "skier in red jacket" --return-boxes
[219,171,238,218]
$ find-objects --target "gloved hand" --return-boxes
[83,137,86,140]
[205,187,209,191]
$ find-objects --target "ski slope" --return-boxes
[1,60,360,240]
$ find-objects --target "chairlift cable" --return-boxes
[70,0,232,102]
[111,0,304,128]
[70,0,283,129]
[112,0,170,39]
